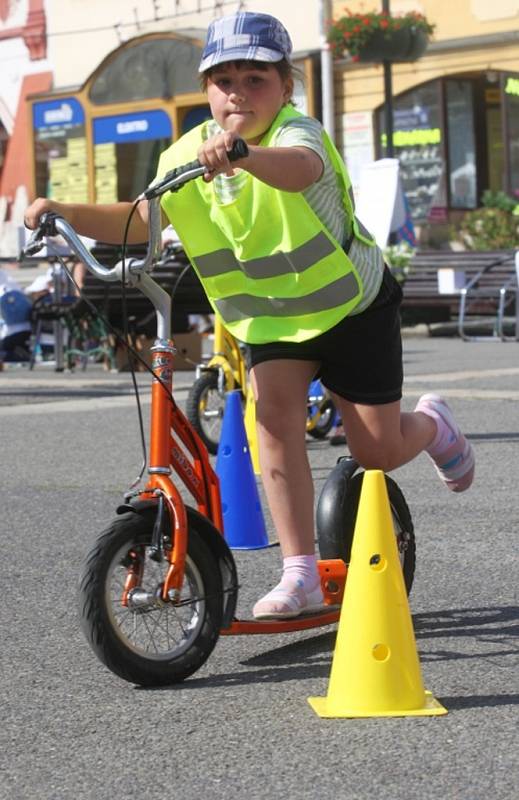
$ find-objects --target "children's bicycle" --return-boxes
[186,314,337,454]
[24,140,415,687]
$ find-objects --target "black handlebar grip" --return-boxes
[174,139,247,175]
[183,138,248,169]
[143,137,249,199]
[227,138,249,162]
[176,157,203,174]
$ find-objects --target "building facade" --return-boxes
[0,0,321,254]
[333,0,519,244]
[1,0,518,253]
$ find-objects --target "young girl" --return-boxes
[25,12,474,620]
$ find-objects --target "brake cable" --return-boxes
[47,202,212,498]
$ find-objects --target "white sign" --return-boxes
[342,111,375,195]
[355,159,406,249]
[116,119,149,135]
[438,269,466,294]
[43,103,74,126]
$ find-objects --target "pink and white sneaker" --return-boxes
[415,393,475,492]
[252,578,326,620]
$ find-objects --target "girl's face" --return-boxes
[206,62,293,144]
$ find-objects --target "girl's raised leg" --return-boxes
[332,394,474,491]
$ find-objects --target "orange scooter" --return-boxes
[24,141,415,687]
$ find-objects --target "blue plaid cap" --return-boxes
[199,12,293,73]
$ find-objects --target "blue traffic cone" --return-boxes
[216,391,269,549]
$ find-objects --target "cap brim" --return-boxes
[199,48,285,73]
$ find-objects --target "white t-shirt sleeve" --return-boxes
[272,116,327,166]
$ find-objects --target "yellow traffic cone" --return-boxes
[244,383,261,476]
[308,470,447,718]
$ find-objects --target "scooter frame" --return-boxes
[24,181,346,644]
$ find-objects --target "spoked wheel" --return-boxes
[307,398,336,439]
[185,371,231,455]
[78,510,223,686]
[316,462,416,594]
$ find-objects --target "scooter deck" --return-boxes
[220,607,341,635]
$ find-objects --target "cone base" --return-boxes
[227,541,270,550]
[308,690,447,718]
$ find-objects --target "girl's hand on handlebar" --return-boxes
[24,198,68,231]
[197,131,245,182]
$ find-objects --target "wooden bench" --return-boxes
[400,249,518,339]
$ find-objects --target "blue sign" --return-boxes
[182,106,211,133]
[33,98,85,129]
[93,110,172,144]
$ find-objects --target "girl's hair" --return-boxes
[199,58,298,94]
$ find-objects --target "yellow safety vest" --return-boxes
[158,105,375,344]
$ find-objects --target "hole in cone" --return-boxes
[372,643,390,661]
[369,553,387,572]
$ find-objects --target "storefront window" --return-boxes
[504,75,519,200]
[89,38,203,104]
[33,98,88,202]
[446,80,477,208]
[93,110,172,202]
[377,81,443,222]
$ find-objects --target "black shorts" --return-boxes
[246,266,403,405]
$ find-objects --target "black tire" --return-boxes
[307,398,336,439]
[78,510,223,686]
[185,371,227,455]
[317,471,416,594]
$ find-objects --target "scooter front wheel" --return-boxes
[78,510,223,686]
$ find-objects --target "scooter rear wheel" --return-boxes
[316,463,416,594]
[78,510,223,686]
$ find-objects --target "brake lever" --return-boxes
[22,212,60,257]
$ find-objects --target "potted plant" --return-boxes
[383,242,416,285]
[327,8,435,63]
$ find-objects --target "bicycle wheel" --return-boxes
[78,509,223,686]
[316,466,416,594]
[307,398,336,439]
[185,371,227,455]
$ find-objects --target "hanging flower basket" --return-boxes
[327,9,435,63]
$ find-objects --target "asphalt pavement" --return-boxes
[1,336,518,800]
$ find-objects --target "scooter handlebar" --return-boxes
[143,137,249,200]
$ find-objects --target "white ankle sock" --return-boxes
[281,554,320,592]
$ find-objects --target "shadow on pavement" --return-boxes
[138,604,518,693]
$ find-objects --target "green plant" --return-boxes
[481,190,517,213]
[383,242,416,284]
[457,207,519,250]
[327,7,435,60]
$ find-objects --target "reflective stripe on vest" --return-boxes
[193,231,335,280]
[157,105,373,343]
[215,273,359,322]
